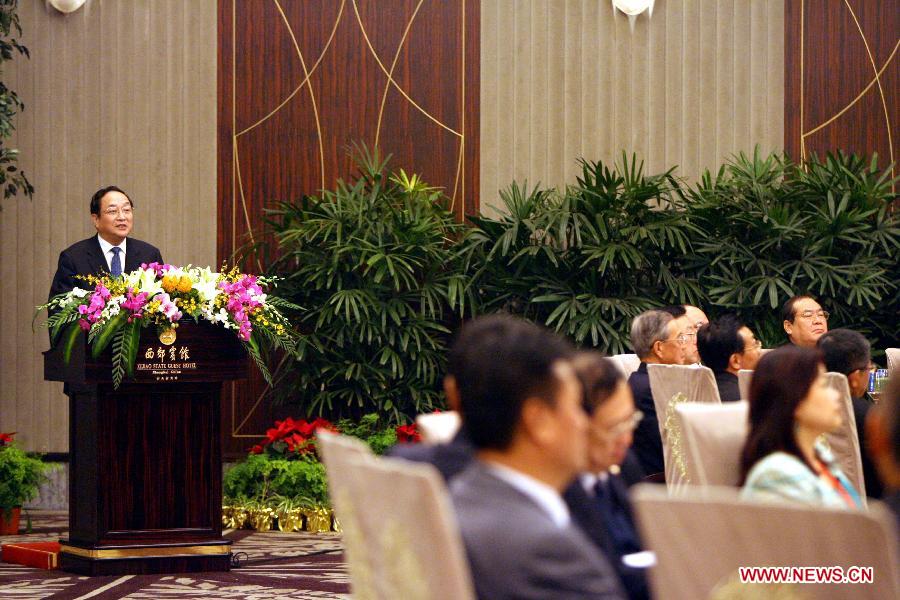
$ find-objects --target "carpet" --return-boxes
[0,511,350,599]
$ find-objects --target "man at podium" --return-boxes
[48,185,163,300]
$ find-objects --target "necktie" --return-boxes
[110,247,122,277]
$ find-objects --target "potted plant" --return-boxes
[0,433,51,534]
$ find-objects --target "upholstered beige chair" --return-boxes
[647,364,721,491]
[416,410,462,445]
[675,401,749,486]
[822,372,867,504]
[340,455,476,600]
[610,353,641,378]
[737,369,753,401]
[887,348,899,376]
[633,484,899,600]
[317,431,379,599]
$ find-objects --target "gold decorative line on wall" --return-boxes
[375,0,426,149]
[351,0,463,138]
[236,0,346,138]
[842,0,895,183]
[802,40,898,138]
[274,0,326,192]
[232,142,263,273]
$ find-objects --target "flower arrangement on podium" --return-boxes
[38,263,300,388]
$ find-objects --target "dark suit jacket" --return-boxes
[564,478,649,600]
[451,462,626,599]
[386,430,474,482]
[629,363,664,476]
[49,235,163,301]
[714,371,742,402]
[852,396,884,499]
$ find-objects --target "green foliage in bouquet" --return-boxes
[687,149,900,349]
[463,153,699,354]
[0,435,50,514]
[264,147,474,420]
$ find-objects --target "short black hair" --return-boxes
[90,185,132,215]
[448,314,574,450]
[572,352,624,414]
[781,294,817,323]
[697,315,745,373]
[659,305,687,318]
[817,329,870,375]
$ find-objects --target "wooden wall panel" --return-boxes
[0,0,217,453]
[217,0,479,455]
[785,0,898,179]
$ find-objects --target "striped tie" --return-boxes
[110,247,122,277]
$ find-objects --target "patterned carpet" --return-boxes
[0,511,350,599]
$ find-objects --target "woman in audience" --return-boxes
[740,346,863,508]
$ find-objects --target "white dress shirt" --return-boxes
[486,462,571,529]
[97,234,127,272]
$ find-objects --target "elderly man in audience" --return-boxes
[658,305,701,365]
[817,329,883,499]
[449,315,625,599]
[696,315,761,402]
[628,309,691,476]
[866,375,900,533]
[566,352,650,600]
[740,346,863,508]
[781,294,829,348]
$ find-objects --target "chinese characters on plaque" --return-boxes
[136,345,197,381]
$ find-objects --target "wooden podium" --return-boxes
[44,322,248,575]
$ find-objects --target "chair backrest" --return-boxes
[822,372,867,504]
[632,484,899,600]
[647,364,721,490]
[737,369,753,401]
[339,455,476,600]
[610,353,641,378]
[887,348,899,376]
[416,411,462,445]
[675,402,749,486]
[316,431,379,598]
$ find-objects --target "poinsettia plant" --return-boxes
[37,263,300,388]
[395,423,421,443]
[250,417,337,458]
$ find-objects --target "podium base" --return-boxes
[59,541,232,575]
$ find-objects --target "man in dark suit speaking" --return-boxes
[49,185,163,300]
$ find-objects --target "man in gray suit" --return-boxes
[448,315,625,599]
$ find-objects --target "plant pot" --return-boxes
[0,507,21,534]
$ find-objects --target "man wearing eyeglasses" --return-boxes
[818,328,883,499]
[49,185,163,301]
[627,309,692,475]
[781,295,829,348]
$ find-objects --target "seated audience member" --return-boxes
[628,309,691,476]
[684,304,709,334]
[866,375,900,533]
[696,315,762,402]
[740,346,863,509]
[781,294,829,348]
[387,349,474,481]
[449,315,625,599]
[817,329,883,498]
[566,352,649,600]
[659,305,698,365]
